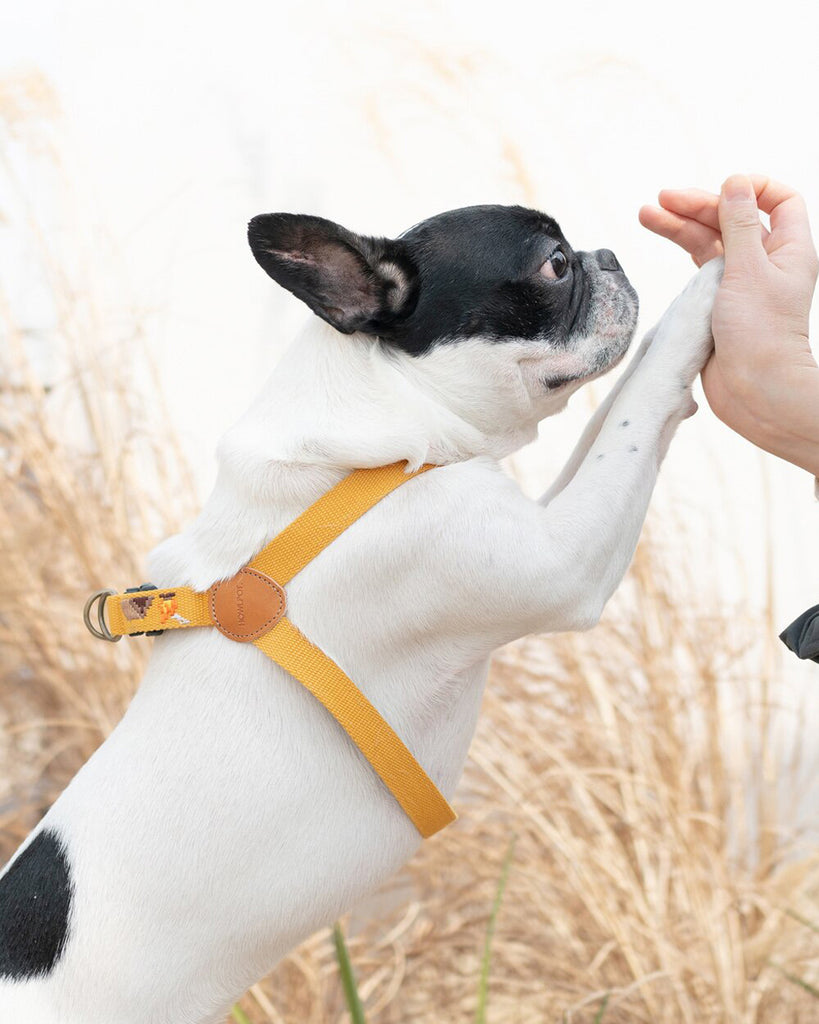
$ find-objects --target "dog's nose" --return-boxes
[595,249,621,272]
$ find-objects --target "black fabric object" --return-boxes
[780,603,819,663]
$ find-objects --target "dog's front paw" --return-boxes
[647,256,724,387]
[676,256,724,330]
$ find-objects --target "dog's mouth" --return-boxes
[567,263,591,336]
[566,253,638,337]
[540,276,639,393]
[541,371,585,392]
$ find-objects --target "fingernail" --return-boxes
[723,175,754,202]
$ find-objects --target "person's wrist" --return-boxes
[706,353,819,475]
[777,436,819,478]
[739,421,819,477]
[748,366,819,475]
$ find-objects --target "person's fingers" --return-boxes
[748,174,818,268]
[658,188,721,231]
[659,187,771,245]
[750,175,809,231]
[718,175,767,272]
[638,205,723,266]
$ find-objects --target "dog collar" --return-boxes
[83,461,456,839]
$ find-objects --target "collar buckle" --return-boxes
[83,589,120,642]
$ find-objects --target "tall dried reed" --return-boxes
[240,526,819,1024]
[2,71,818,1024]
[0,71,197,846]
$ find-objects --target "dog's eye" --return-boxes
[540,249,569,280]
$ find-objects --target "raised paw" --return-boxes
[679,254,724,305]
[646,256,724,386]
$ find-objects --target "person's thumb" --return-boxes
[718,175,765,272]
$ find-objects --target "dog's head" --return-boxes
[247,205,638,427]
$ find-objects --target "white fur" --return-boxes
[0,258,723,1023]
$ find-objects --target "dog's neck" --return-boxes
[150,318,566,588]
[230,318,556,471]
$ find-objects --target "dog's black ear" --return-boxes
[247,213,418,335]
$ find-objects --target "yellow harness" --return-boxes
[83,461,456,839]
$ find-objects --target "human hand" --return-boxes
[639,175,819,477]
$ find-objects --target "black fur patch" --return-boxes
[248,203,638,360]
[392,205,585,354]
[0,829,73,979]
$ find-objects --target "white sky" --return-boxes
[4,0,819,702]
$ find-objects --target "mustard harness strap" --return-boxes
[85,461,456,839]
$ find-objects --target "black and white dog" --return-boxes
[0,203,721,1023]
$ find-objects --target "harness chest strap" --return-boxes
[89,461,456,839]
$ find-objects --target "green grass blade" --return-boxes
[474,834,517,1024]
[333,921,368,1024]
[593,992,611,1022]
[785,907,819,936]
[231,1004,252,1024]
[770,961,819,1000]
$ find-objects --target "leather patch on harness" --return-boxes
[209,568,286,642]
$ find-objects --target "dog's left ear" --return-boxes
[247,213,418,335]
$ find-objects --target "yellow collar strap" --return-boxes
[84,461,456,839]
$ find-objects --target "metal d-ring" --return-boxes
[83,589,121,642]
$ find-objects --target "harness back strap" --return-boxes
[93,461,456,838]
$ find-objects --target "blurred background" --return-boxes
[2,1,819,1020]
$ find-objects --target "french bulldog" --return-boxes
[0,203,721,1023]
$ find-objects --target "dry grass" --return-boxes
[235,536,819,1024]
[3,70,819,1024]
[0,70,197,846]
